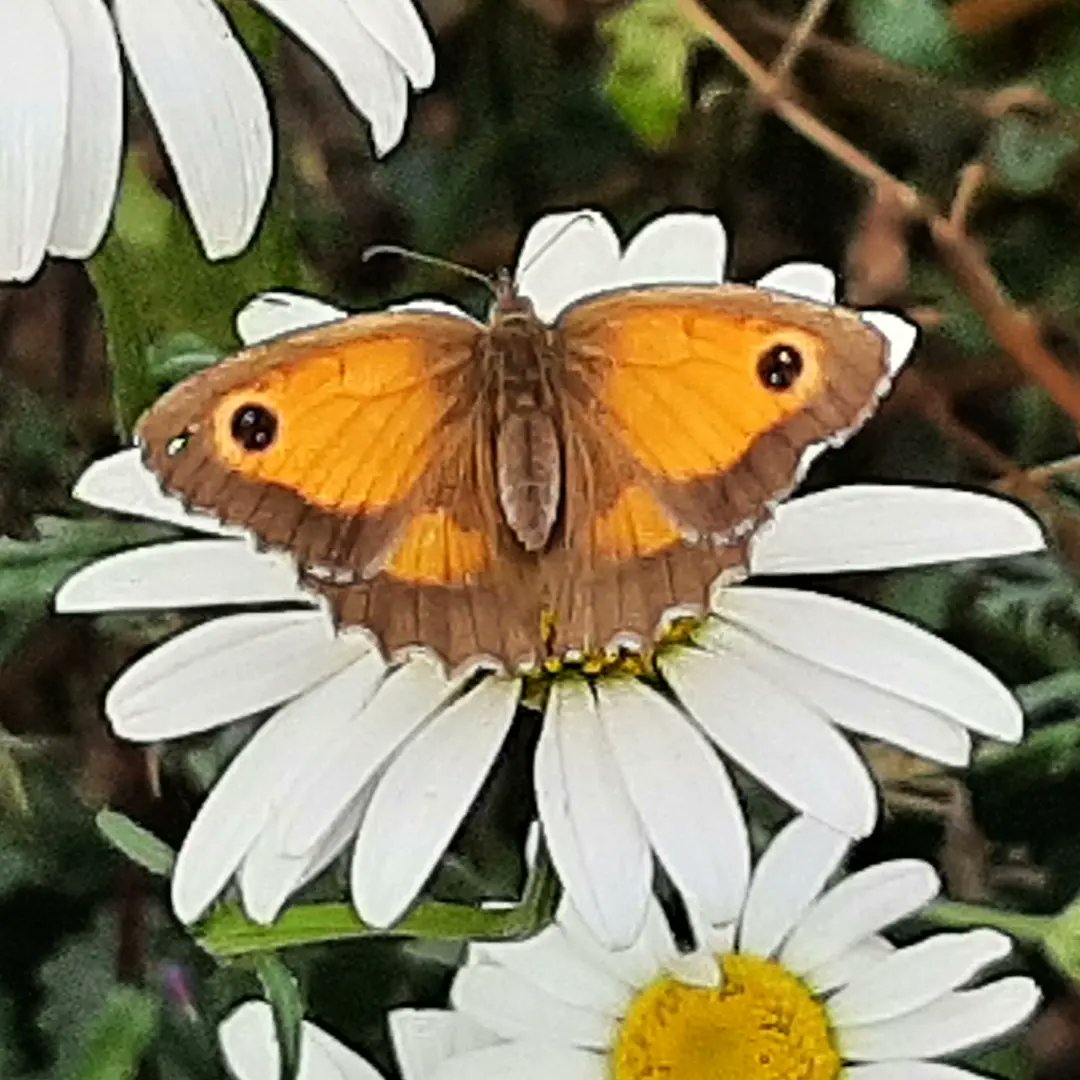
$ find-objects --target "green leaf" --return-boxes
[254,956,304,1080]
[1043,893,1080,979]
[990,114,1078,196]
[602,0,701,149]
[71,986,160,1080]
[96,809,176,878]
[849,0,968,75]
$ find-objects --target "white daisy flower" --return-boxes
[219,999,383,1079]
[56,211,1046,948]
[389,816,1042,1080]
[1,0,433,281]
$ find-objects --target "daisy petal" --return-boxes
[841,977,1040,1061]
[751,487,1044,576]
[431,1043,602,1080]
[738,816,851,958]
[515,210,621,322]
[72,448,239,535]
[596,678,749,926]
[860,309,918,377]
[0,0,67,281]
[717,623,971,767]
[717,588,1023,742]
[781,860,939,975]
[279,657,451,856]
[351,677,519,927]
[829,929,1013,1028]
[341,0,435,88]
[476,924,631,1015]
[390,1010,500,1080]
[45,0,123,257]
[389,298,480,320]
[107,612,368,741]
[755,262,836,303]
[236,291,347,345]
[845,1063,989,1080]
[253,0,408,155]
[615,213,727,286]
[115,0,273,259]
[805,936,895,994]
[450,964,614,1049]
[534,679,652,950]
[56,539,309,612]
[169,652,381,922]
[660,645,878,837]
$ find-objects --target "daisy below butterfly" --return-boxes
[58,210,1045,948]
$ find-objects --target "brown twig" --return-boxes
[770,0,834,86]
[680,0,1080,428]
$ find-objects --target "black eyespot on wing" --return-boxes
[230,404,278,452]
[756,344,804,391]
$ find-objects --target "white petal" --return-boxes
[169,651,382,922]
[842,977,1040,1061]
[514,210,621,322]
[390,1011,500,1080]
[279,657,452,856]
[845,1063,990,1080]
[614,213,727,286]
[751,486,1045,576]
[0,0,68,280]
[236,291,348,345]
[739,816,850,959]
[253,0,408,155]
[389,298,480,320]
[107,611,368,741]
[781,860,939,975]
[475,924,631,1015]
[44,0,122,256]
[713,622,972,767]
[219,1001,383,1080]
[72,449,239,535]
[56,539,308,612]
[351,677,519,926]
[431,1043,603,1080]
[805,936,895,994]
[755,262,836,303]
[534,679,652,950]
[830,929,1014,1028]
[660,645,878,837]
[341,0,435,88]
[596,678,749,926]
[115,0,272,259]
[860,310,918,377]
[716,588,1024,742]
[558,898,680,990]
[450,964,615,1049]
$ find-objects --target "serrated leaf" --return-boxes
[96,809,176,878]
[254,956,304,1080]
[849,0,968,75]
[602,0,700,149]
[72,986,160,1080]
[990,113,1078,195]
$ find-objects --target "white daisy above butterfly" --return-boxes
[57,210,1045,948]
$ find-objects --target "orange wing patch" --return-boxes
[595,306,826,480]
[592,485,682,561]
[384,510,492,585]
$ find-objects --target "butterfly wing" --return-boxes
[138,311,541,667]
[544,285,894,651]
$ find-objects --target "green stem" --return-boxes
[922,900,1054,945]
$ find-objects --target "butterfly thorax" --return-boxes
[483,288,563,553]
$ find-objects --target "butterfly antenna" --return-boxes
[362,244,498,296]
[514,211,601,279]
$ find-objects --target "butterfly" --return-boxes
[137,268,897,671]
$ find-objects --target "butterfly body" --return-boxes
[138,280,895,671]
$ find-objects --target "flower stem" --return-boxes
[923,900,1054,945]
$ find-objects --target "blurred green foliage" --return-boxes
[4,0,1080,1075]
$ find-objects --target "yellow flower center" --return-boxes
[612,954,841,1080]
